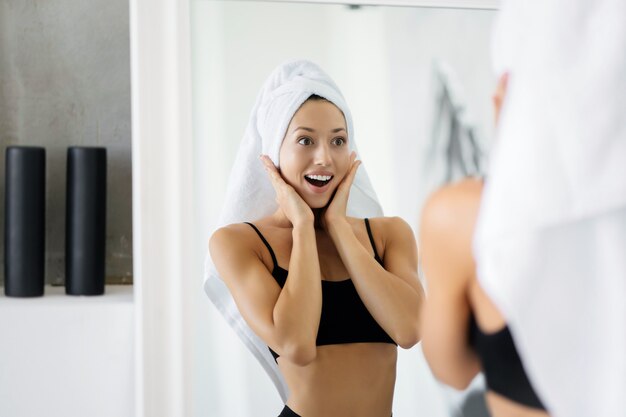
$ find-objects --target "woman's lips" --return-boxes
[304,178,332,194]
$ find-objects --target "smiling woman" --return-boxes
[206,59,424,417]
[279,97,351,208]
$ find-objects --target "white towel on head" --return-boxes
[203,59,383,402]
[475,1,626,416]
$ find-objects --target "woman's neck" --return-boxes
[313,208,325,230]
[271,208,326,230]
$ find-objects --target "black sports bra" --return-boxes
[245,219,396,361]
[468,315,546,410]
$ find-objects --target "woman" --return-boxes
[207,60,424,417]
[419,74,550,417]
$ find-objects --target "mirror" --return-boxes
[192,1,496,416]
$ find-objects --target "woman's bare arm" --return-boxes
[419,179,483,389]
[327,216,424,349]
[210,221,322,366]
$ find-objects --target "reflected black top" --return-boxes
[245,219,396,361]
[468,315,547,410]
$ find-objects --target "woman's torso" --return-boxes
[250,216,397,417]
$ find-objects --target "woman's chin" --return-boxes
[307,199,331,210]
[298,188,335,209]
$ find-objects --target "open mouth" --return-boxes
[305,174,333,188]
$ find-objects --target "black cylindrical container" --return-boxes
[4,146,46,297]
[65,147,107,295]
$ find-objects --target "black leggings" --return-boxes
[278,405,392,416]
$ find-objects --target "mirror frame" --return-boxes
[248,0,498,8]
[130,1,499,416]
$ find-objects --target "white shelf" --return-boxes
[0,285,134,417]
[0,284,133,305]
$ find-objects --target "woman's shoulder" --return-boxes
[210,215,283,252]
[421,177,483,232]
[348,215,414,241]
[209,222,277,277]
[210,221,270,254]
[419,178,483,286]
[210,223,247,252]
[430,177,483,205]
[361,215,410,230]
[211,222,254,237]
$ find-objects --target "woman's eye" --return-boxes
[298,137,313,146]
[332,137,346,146]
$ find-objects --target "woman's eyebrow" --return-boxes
[291,127,346,133]
[291,126,315,133]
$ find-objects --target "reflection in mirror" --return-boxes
[192,2,496,416]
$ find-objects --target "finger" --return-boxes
[259,154,277,172]
[259,155,285,188]
[344,159,361,188]
[337,158,361,194]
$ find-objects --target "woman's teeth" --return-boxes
[305,174,332,187]
[306,174,332,181]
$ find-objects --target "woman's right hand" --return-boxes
[260,155,314,227]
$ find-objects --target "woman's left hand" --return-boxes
[323,152,361,229]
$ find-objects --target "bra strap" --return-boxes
[244,222,277,270]
[364,218,383,265]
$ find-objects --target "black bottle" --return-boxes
[4,146,46,297]
[65,147,107,295]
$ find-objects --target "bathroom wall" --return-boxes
[0,0,132,285]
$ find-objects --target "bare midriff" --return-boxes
[280,343,397,417]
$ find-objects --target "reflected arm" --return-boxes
[419,180,482,389]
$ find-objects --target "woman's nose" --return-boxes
[314,144,332,166]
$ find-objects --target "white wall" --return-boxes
[191,2,495,416]
[384,6,495,229]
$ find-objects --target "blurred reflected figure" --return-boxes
[420,73,549,417]
[423,0,626,416]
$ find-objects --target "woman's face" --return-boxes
[279,99,351,208]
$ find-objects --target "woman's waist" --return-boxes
[286,377,394,417]
[279,342,397,375]
[280,343,396,413]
